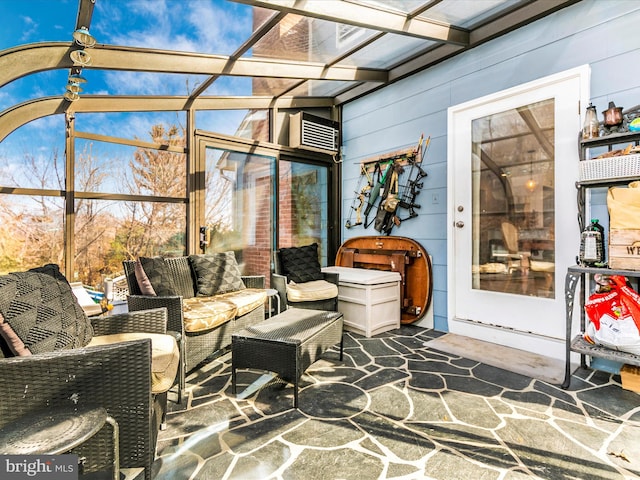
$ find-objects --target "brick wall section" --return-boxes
[243,174,273,285]
[278,161,295,248]
[252,12,310,96]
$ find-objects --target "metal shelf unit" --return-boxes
[562,129,640,388]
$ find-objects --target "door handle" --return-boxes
[455,221,464,228]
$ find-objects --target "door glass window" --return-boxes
[471,98,555,298]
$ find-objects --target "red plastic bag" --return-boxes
[584,275,640,354]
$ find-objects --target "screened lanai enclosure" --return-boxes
[0,0,577,289]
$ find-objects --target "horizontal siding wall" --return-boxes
[340,0,640,331]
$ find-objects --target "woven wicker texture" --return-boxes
[232,308,343,407]
[242,275,265,289]
[235,308,342,344]
[0,272,93,355]
[271,268,339,312]
[92,308,168,336]
[0,339,156,479]
[278,244,324,283]
[579,154,640,182]
[271,249,339,311]
[123,258,266,382]
[139,256,178,296]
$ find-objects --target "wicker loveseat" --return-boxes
[123,254,267,400]
[0,269,178,480]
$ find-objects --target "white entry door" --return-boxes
[447,66,589,360]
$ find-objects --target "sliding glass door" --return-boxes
[277,159,330,265]
[204,147,275,280]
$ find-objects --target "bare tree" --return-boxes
[118,124,187,259]
[0,149,65,272]
[73,141,120,285]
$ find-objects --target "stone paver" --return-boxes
[155,326,640,479]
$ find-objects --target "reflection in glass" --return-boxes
[76,112,186,141]
[74,138,187,196]
[196,110,270,141]
[278,160,329,266]
[205,148,274,280]
[249,12,378,65]
[344,33,433,69]
[287,80,360,98]
[471,98,555,298]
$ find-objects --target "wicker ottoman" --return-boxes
[232,308,343,408]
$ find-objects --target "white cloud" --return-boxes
[92,0,256,97]
[19,15,39,42]
[100,70,208,96]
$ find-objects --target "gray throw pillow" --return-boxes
[138,256,177,296]
[0,272,93,356]
[279,243,324,283]
[217,251,246,294]
[189,254,225,297]
[28,263,69,284]
[189,252,246,296]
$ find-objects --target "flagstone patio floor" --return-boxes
[153,325,640,480]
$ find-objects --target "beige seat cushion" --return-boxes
[182,297,237,332]
[472,263,508,274]
[217,288,268,317]
[530,260,555,273]
[286,279,339,303]
[88,333,179,394]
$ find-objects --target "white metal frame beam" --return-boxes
[0,95,336,142]
[0,43,388,89]
[335,0,582,104]
[233,0,470,45]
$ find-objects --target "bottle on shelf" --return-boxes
[582,103,599,140]
[579,218,606,266]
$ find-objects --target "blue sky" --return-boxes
[0,0,256,161]
[0,0,254,99]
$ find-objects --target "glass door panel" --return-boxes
[472,98,555,298]
[278,160,330,266]
[449,66,587,358]
[204,147,275,280]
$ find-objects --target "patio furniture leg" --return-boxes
[232,309,343,408]
[232,365,237,395]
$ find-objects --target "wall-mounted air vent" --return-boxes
[289,112,339,154]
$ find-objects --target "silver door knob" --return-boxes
[455,221,464,228]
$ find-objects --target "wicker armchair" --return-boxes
[272,249,339,311]
[123,257,266,399]
[0,308,170,480]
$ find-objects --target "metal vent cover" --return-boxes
[289,112,339,154]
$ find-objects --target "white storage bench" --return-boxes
[322,266,401,337]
